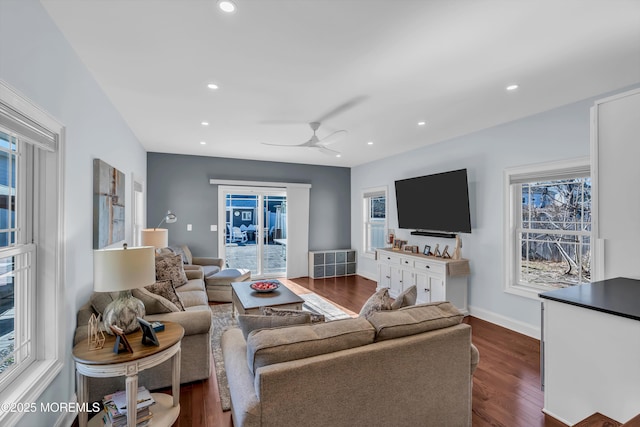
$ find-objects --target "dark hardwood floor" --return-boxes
[164,275,566,427]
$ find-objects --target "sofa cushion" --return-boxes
[261,306,325,323]
[144,280,185,311]
[367,301,464,342]
[178,244,194,265]
[391,285,417,310]
[178,288,209,308]
[359,288,391,319]
[155,253,189,288]
[169,245,191,265]
[246,317,375,375]
[132,287,181,314]
[237,313,311,340]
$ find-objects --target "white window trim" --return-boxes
[362,186,388,259]
[0,81,65,425]
[503,157,590,300]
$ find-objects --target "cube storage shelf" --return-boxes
[309,249,357,278]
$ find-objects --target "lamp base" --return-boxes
[103,290,146,334]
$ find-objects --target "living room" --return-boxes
[1,1,640,426]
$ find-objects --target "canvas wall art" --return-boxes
[93,159,125,249]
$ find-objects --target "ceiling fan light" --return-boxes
[218,0,236,13]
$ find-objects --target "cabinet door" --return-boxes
[415,270,431,304]
[377,263,391,289]
[428,274,446,302]
[390,267,404,298]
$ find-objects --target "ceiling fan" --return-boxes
[260,96,366,157]
[262,121,346,156]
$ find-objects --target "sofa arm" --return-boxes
[184,266,204,280]
[470,343,480,374]
[193,257,224,268]
[145,308,212,336]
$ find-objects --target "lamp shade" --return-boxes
[140,228,168,249]
[93,245,156,292]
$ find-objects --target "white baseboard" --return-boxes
[468,305,540,340]
[357,270,377,282]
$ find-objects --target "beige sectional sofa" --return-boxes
[74,266,212,404]
[221,301,479,427]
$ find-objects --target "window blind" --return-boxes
[509,164,590,184]
[0,102,57,152]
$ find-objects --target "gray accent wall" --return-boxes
[147,153,351,257]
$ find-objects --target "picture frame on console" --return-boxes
[423,245,431,256]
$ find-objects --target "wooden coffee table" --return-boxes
[231,280,304,316]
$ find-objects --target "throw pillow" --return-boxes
[144,280,185,311]
[237,313,311,340]
[178,244,194,265]
[390,285,418,310]
[169,245,190,265]
[155,253,189,288]
[132,287,181,314]
[261,306,326,323]
[359,287,392,319]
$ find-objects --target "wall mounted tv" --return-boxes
[394,168,472,235]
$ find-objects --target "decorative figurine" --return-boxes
[453,235,462,260]
[88,313,105,350]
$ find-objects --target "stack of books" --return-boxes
[100,386,155,427]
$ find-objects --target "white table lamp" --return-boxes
[94,244,156,334]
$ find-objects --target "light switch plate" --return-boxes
[187,224,192,231]
[210,224,217,232]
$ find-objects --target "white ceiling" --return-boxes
[41,0,640,167]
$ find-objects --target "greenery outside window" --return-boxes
[363,187,387,256]
[504,158,591,298]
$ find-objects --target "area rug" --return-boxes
[210,293,351,411]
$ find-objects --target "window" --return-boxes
[0,83,64,425]
[504,158,591,298]
[363,187,387,255]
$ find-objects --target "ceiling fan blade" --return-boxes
[317,146,341,156]
[314,95,367,123]
[318,130,347,146]
[261,141,312,148]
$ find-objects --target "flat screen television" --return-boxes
[394,168,471,234]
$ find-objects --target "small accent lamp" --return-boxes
[140,210,177,249]
[94,244,156,334]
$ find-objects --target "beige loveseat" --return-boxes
[221,301,479,427]
[74,266,212,404]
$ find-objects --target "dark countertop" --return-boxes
[539,277,640,321]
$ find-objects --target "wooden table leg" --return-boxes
[76,369,88,427]
[172,347,181,407]
[125,374,138,427]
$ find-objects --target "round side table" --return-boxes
[72,321,185,427]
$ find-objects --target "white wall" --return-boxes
[352,86,638,338]
[1,1,147,425]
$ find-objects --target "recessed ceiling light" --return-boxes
[218,0,236,13]
[506,84,519,91]
[207,83,219,90]
[201,121,209,126]
[336,154,341,158]
[367,141,374,145]
[418,121,426,126]
[200,141,207,145]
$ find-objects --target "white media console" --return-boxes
[376,248,470,313]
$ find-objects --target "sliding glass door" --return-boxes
[219,186,287,278]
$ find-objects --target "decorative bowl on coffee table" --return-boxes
[250,280,280,293]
